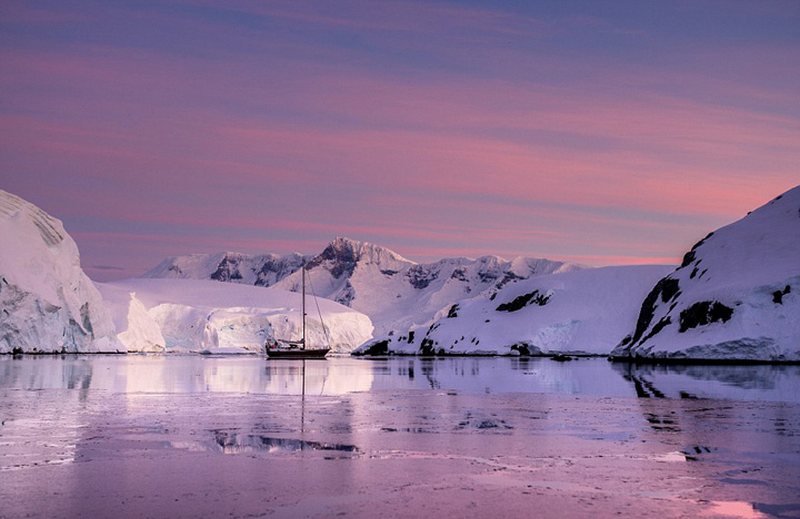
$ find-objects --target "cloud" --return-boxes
[1,1,798,277]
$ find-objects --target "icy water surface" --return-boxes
[1,356,799,518]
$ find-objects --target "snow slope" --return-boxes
[353,265,673,356]
[611,186,800,361]
[97,278,373,354]
[145,237,582,335]
[0,190,121,353]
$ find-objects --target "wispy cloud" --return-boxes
[1,1,798,277]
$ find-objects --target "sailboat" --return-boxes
[265,266,331,359]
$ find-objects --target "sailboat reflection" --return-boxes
[211,430,357,455]
[210,361,357,455]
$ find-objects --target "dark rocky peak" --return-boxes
[320,236,360,263]
[210,252,246,281]
[254,253,307,287]
[306,237,411,279]
[407,264,440,289]
[306,238,360,279]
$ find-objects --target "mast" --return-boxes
[301,266,306,350]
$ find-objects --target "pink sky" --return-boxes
[1,1,798,280]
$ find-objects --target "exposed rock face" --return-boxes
[145,237,582,335]
[0,190,121,353]
[611,186,800,362]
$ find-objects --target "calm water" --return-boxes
[1,355,799,518]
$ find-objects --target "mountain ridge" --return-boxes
[144,236,583,334]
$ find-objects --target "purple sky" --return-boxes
[1,0,799,281]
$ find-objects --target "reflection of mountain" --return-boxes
[366,357,636,397]
[0,355,94,399]
[611,362,800,402]
[0,357,97,472]
[614,361,800,485]
[614,363,667,399]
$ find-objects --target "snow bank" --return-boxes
[611,186,800,362]
[0,190,121,353]
[97,278,373,354]
[354,265,673,356]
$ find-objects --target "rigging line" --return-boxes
[306,274,333,348]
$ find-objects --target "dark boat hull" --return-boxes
[266,348,330,359]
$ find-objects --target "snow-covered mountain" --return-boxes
[98,278,373,354]
[145,251,307,287]
[144,237,583,335]
[353,265,672,356]
[611,186,800,362]
[0,190,121,353]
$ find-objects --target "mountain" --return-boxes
[144,237,583,335]
[611,186,800,362]
[353,265,672,356]
[145,251,307,287]
[0,190,121,353]
[97,278,373,354]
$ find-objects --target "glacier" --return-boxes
[0,190,121,353]
[98,278,374,354]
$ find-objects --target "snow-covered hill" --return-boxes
[353,265,672,356]
[611,186,800,362]
[0,190,121,353]
[144,237,583,335]
[97,278,373,354]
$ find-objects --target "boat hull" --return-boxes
[266,348,330,359]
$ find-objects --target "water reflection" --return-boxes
[209,430,358,455]
[611,362,800,402]
[2,355,799,518]
[0,356,798,402]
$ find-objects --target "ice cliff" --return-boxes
[0,190,121,353]
[98,278,374,354]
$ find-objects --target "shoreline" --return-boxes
[3,350,800,365]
